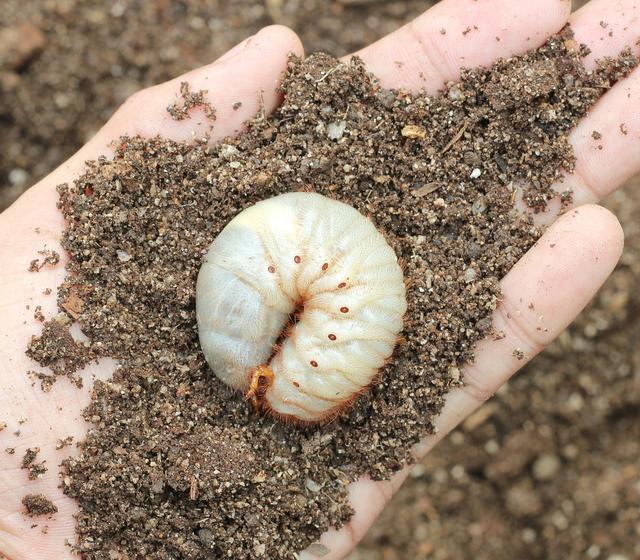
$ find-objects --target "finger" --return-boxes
[300,204,624,559]
[105,25,303,148]
[542,0,640,207]
[562,68,640,206]
[346,0,571,92]
[570,0,640,70]
[298,475,399,560]
[461,205,623,402]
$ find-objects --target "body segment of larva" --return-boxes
[196,192,407,423]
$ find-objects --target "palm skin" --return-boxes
[1,1,639,558]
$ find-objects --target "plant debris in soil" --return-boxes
[25,27,637,559]
[167,81,217,122]
[21,447,48,480]
[27,248,60,272]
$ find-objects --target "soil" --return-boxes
[27,313,94,390]
[3,1,640,560]
[20,447,48,480]
[21,494,58,518]
[167,82,217,122]
[23,26,636,558]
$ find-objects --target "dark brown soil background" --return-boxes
[2,1,639,559]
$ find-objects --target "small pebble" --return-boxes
[326,120,347,140]
[116,250,132,262]
[8,168,29,187]
[305,478,322,492]
[532,454,561,480]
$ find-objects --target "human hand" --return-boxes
[0,0,638,558]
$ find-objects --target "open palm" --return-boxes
[1,0,639,558]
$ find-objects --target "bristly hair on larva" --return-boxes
[196,192,407,423]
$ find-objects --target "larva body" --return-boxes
[196,192,407,423]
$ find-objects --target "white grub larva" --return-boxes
[196,192,407,423]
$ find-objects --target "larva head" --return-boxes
[246,365,275,412]
[196,192,407,423]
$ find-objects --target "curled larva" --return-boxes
[196,192,407,423]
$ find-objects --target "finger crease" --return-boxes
[461,362,497,403]
[407,19,450,86]
[344,517,359,546]
[373,480,394,504]
[495,300,544,356]
[570,158,604,203]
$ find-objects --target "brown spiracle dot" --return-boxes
[322,262,329,271]
[328,333,337,341]
[310,360,318,368]
[340,306,349,313]
[294,255,301,264]
[293,381,300,388]
[268,266,276,273]
[337,282,347,289]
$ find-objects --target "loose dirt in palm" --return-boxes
[26,28,636,558]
